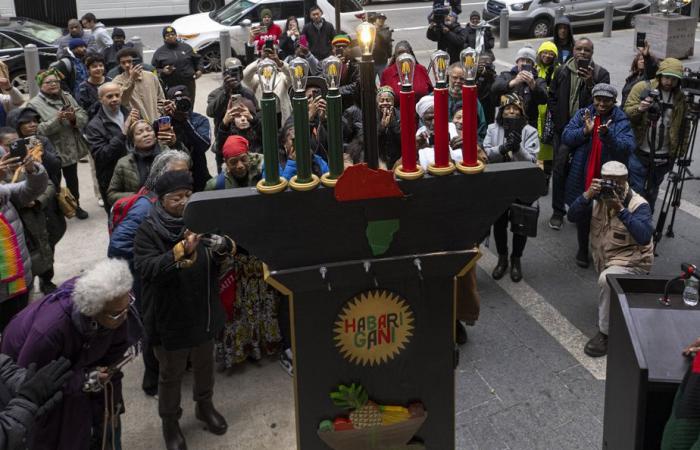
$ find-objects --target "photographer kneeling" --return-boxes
[624,58,688,212]
[568,161,654,357]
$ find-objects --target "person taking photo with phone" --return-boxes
[114,48,165,124]
[562,83,636,269]
[547,37,610,231]
[491,45,548,129]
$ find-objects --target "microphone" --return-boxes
[682,263,700,280]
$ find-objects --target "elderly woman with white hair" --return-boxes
[1,258,135,450]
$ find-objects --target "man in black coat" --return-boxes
[491,45,548,129]
[547,37,610,230]
[465,11,494,52]
[134,171,234,450]
[84,82,137,214]
[301,6,336,60]
[426,12,467,66]
[151,26,203,102]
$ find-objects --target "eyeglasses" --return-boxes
[105,294,135,321]
[42,80,59,85]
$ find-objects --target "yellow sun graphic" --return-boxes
[333,290,414,367]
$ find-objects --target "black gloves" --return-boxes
[18,357,72,415]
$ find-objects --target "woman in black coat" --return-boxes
[133,171,235,450]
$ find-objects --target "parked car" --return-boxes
[482,0,650,38]
[172,0,365,72]
[0,16,61,94]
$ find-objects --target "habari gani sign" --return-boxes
[334,289,414,366]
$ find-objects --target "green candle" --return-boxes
[292,93,312,184]
[326,88,343,179]
[261,92,280,185]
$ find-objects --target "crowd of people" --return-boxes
[0,5,692,450]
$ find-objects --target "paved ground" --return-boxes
[41,17,700,450]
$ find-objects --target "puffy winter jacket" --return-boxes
[0,354,36,450]
[562,105,636,206]
[491,67,548,129]
[0,165,48,303]
[483,122,540,163]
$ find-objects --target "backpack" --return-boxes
[108,187,155,235]
[214,172,227,190]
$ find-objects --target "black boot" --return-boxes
[196,401,228,435]
[584,331,608,357]
[455,321,468,345]
[575,248,590,268]
[510,257,522,282]
[162,419,187,450]
[75,206,89,220]
[491,254,508,280]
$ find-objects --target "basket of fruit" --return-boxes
[317,384,427,450]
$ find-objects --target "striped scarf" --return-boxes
[0,212,27,298]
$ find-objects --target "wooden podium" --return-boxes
[184,162,543,449]
[604,275,700,450]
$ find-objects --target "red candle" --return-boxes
[400,89,417,172]
[461,85,478,167]
[433,87,449,168]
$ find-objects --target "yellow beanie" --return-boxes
[538,41,558,57]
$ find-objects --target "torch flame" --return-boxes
[294,65,304,80]
[401,61,410,75]
[437,57,446,71]
[262,66,273,80]
[327,64,337,77]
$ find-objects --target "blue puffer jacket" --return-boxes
[107,194,156,261]
[562,105,635,206]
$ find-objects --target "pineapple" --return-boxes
[330,384,383,429]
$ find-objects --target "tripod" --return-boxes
[653,92,700,249]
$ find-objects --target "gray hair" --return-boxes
[97,82,120,98]
[143,150,192,191]
[72,259,133,317]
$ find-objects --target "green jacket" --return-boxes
[107,145,169,205]
[204,154,263,191]
[27,92,89,166]
[624,79,688,157]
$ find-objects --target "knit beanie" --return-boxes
[332,34,351,46]
[222,135,250,159]
[500,93,525,115]
[515,45,536,64]
[260,8,272,18]
[537,41,558,57]
[154,170,193,198]
[162,26,176,37]
[69,38,87,50]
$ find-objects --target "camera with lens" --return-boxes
[173,93,192,113]
[431,5,451,26]
[223,67,242,79]
[681,68,700,92]
[596,179,618,200]
[641,88,662,121]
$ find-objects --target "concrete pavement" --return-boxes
[45,24,700,450]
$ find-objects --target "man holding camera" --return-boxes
[162,85,211,192]
[548,37,610,231]
[624,58,688,212]
[426,11,467,68]
[567,161,654,357]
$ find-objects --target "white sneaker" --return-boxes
[98,199,104,207]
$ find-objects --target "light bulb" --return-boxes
[256,59,278,94]
[289,57,309,93]
[323,56,342,90]
[395,53,416,89]
[460,47,479,82]
[356,21,376,56]
[430,50,450,85]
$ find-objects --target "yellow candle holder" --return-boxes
[256,177,289,194]
[456,160,485,174]
[320,172,339,187]
[428,162,456,176]
[289,174,321,191]
[394,164,425,180]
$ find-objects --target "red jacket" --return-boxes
[380,63,433,106]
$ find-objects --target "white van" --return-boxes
[481,0,650,38]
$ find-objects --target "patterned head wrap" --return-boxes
[36,68,63,87]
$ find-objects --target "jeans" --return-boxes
[551,134,568,215]
[153,340,215,420]
[627,153,673,213]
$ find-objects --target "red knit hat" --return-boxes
[222,135,249,159]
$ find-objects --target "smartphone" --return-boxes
[264,38,274,50]
[577,59,590,70]
[158,116,172,132]
[259,26,268,34]
[521,63,533,72]
[636,32,646,49]
[8,138,28,160]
